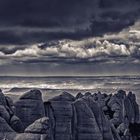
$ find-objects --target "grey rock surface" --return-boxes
[0,89,139,140]
[14,133,48,140]
[0,116,14,132]
[25,117,49,134]
[73,98,103,140]
[45,92,75,140]
[82,96,114,140]
[10,115,24,133]
[19,89,43,100]
[0,89,7,106]
[15,89,45,129]
[124,92,139,123]
[0,105,10,122]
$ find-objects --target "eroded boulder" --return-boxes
[0,116,14,132]
[124,92,139,123]
[25,117,49,134]
[44,92,75,140]
[15,89,45,129]
[19,89,42,100]
[0,89,7,106]
[10,115,24,133]
[0,105,10,122]
[108,90,126,126]
[5,96,16,113]
[82,96,113,140]
[73,98,103,140]
[49,92,75,102]
[76,92,83,99]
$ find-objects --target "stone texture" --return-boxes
[124,92,139,123]
[25,117,49,134]
[0,105,10,122]
[107,90,126,126]
[0,90,24,136]
[5,96,16,113]
[110,123,121,140]
[5,96,14,107]
[14,133,48,140]
[83,97,113,140]
[49,91,75,101]
[44,92,75,140]
[44,102,55,140]
[15,90,45,129]
[0,89,139,140]
[0,132,16,140]
[0,89,7,106]
[76,92,83,99]
[10,115,24,133]
[73,98,103,140]
[96,92,108,112]
[84,92,92,97]
[0,116,14,132]
[19,89,42,100]
[82,96,113,140]
[82,96,103,131]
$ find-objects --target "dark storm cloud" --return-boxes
[0,26,91,44]
[0,0,139,44]
[0,0,98,27]
[0,0,140,76]
[99,0,140,8]
[0,31,140,76]
[1,33,140,66]
[90,8,140,35]
[0,44,28,54]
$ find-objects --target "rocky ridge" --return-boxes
[0,89,139,140]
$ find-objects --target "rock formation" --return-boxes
[124,92,139,123]
[73,98,103,140]
[15,117,50,140]
[0,90,23,140]
[0,89,139,140]
[15,89,45,129]
[44,92,75,140]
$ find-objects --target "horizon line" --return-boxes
[0,74,139,78]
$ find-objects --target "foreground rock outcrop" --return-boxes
[0,89,139,140]
[15,89,45,129]
[44,92,75,140]
[0,90,23,140]
[15,117,49,140]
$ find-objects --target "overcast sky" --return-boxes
[0,0,140,76]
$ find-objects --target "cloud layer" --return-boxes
[0,0,140,75]
[0,27,140,65]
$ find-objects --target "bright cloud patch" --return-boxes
[0,27,140,64]
[10,36,140,59]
